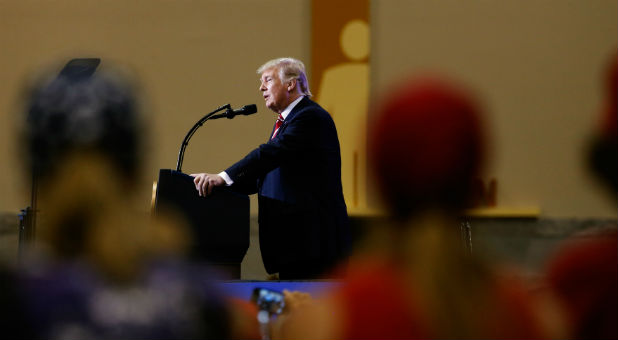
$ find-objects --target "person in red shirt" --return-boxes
[272,76,564,339]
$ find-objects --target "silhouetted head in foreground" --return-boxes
[546,51,618,340]
[15,62,235,340]
[368,76,484,220]
[24,65,142,188]
[20,64,189,279]
[588,53,617,197]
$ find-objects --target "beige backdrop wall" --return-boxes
[0,0,616,218]
[370,0,616,218]
[0,0,312,216]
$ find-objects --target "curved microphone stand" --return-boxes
[176,103,231,172]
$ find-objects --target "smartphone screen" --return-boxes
[251,287,285,315]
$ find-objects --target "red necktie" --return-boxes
[271,114,284,139]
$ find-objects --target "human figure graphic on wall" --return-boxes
[317,19,369,210]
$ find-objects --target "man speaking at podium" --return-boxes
[192,58,350,280]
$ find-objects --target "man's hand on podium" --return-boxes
[191,173,225,197]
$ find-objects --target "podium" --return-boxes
[153,169,249,278]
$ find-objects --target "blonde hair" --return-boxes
[257,57,312,97]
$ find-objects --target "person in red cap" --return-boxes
[270,76,563,339]
[545,52,617,340]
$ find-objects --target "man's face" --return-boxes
[260,67,289,114]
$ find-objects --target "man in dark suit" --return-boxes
[192,58,350,279]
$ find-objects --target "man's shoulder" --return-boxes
[294,97,330,117]
[295,96,317,109]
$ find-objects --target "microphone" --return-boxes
[230,104,257,117]
[211,104,257,119]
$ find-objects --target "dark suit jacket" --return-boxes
[226,96,350,274]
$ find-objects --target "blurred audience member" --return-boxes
[545,52,618,340]
[546,230,617,340]
[10,61,244,339]
[272,76,564,339]
[588,52,617,197]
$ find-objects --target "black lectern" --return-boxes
[154,169,249,278]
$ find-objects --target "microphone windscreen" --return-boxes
[243,104,257,114]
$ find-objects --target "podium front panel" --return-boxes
[154,169,250,265]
